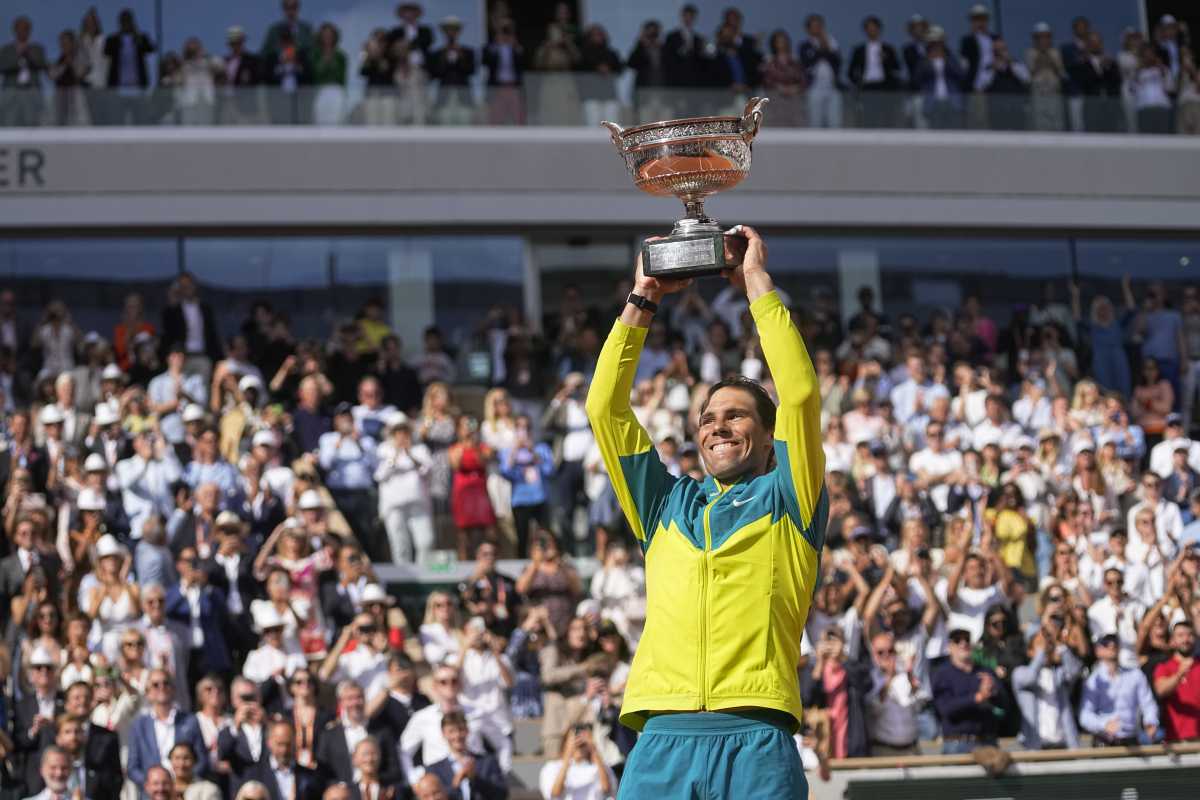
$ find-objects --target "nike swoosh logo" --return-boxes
[731,497,757,507]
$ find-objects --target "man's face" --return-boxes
[30,663,55,692]
[698,386,773,483]
[56,720,84,755]
[433,669,460,703]
[196,483,219,514]
[148,672,172,703]
[340,686,365,721]
[1105,570,1123,600]
[358,379,382,409]
[443,722,468,752]
[144,591,166,623]
[414,776,449,800]
[41,751,70,794]
[971,13,989,32]
[1172,625,1196,656]
[352,740,380,775]
[340,548,364,580]
[65,685,92,716]
[964,556,985,588]
[14,19,32,42]
[948,633,972,662]
[268,725,293,763]
[145,769,172,800]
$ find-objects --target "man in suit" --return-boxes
[127,669,209,795]
[320,544,371,639]
[243,720,321,800]
[369,654,431,739]
[0,409,49,493]
[388,3,433,59]
[137,586,192,709]
[218,678,269,784]
[0,515,62,634]
[1068,31,1121,132]
[663,4,706,88]
[317,682,404,787]
[160,272,224,380]
[14,646,64,779]
[1060,16,1091,131]
[25,713,123,800]
[344,737,406,800]
[218,27,264,124]
[31,681,121,764]
[799,14,843,128]
[24,746,71,800]
[0,16,48,126]
[959,3,999,128]
[166,547,233,692]
[849,15,904,128]
[203,513,260,660]
[262,0,315,59]
[425,712,507,800]
[916,26,966,129]
[102,9,155,124]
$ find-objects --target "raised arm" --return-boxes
[584,252,688,550]
[733,226,825,541]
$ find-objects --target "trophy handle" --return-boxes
[600,121,626,151]
[740,97,769,143]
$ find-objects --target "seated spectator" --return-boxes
[1152,620,1200,742]
[166,546,233,691]
[192,675,230,778]
[1087,566,1146,669]
[517,532,584,638]
[244,719,321,800]
[171,741,223,800]
[1012,612,1083,749]
[244,604,307,686]
[537,725,616,800]
[413,773,451,800]
[587,543,646,647]
[933,628,1005,753]
[368,655,429,742]
[1081,633,1160,745]
[506,606,552,719]
[426,710,508,800]
[460,542,519,638]
[315,681,402,788]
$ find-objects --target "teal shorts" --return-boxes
[617,710,809,799]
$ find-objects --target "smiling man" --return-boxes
[586,225,825,799]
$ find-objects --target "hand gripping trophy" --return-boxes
[602,97,769,279]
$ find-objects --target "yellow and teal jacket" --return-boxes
[585,291,826,732]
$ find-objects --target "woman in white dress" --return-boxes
[83,535,140,662]
[419,590,463,666]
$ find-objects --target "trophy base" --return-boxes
[641,228,748,280]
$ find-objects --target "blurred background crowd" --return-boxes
[1,2,1198,132]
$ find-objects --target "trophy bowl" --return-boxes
[602,97,768,278]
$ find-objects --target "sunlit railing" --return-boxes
[0,74,1187,135]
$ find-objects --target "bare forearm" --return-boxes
[743,268,775,303]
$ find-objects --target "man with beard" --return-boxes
[1153,621,1200,742]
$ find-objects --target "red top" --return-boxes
[1153,655,1200,741]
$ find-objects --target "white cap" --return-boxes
[1098,431,1122,448]
[101,363,125,381]
[1015,436,1037,451]
[385,411,410,432]
[30,645,56,667]
[968,3,991,17]
[253,603,287,632]
[39,405,65,426]
[181,404,206,423]
[93,403,120,427]
[95,533,125,559]
[83,453,108,473]
[1032,21,1051,34]
[252,430,276,449]
[465,616,487,633]
[972,429,1001,449]
[131,331,155,347]
[360,584,394,607]
[82,331,104,346]
[576,598,601,618]
[1071,439,1095,456]
[298,490,325,511]
[238,374,264,393]
[214,510,244,529]
[77,487,106,511]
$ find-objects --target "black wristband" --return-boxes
[626,292,659,315]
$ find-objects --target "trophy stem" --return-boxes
[673,197,722,237]
[682,198,710,223]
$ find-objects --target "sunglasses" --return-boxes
[1046,593,1064,602]
[874,648,896,656]
[123,641,145,648]
[1105,578,1123,585]
[149,680,170,689]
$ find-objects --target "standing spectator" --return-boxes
[1178,50,1200,134]
[802,626,870,758]
[1081,633,1160,745]
[428,17,475,126]
[262,0,315,60]
[663,4,707,104]
[218,26,263,125]
[982,39,1030,130]
[361,28,398,126]
[319,402,378,551]
[1152,621,1200,741]
[116,430,182,540]
[161,273,224,379]
[901,14,928,126]
[1025,22,1066,131]
[537,726,615,800]
[102,9,154,125]
[78,7,107,119]
[1070,32,1122,132]
[459,542,518,637]
[425,710,508,800]
[848,15,902,129]
[389,3,433,59]
[578,26,621,129]
[627,20,668,122]
[932,628,1004,753]
[761,30,806,127]
[959,3,999,128]
[310,23,347,125]
[1011,613,1082,749]
[50,29,90,126]
[531,23,581,126]
[1153,15,1187,81]
[452,618,514,774]
[166,546,233,691]
[799,14,842,128]
[501,414,554,558]
[1061,16,1092,130]
[516,533,582,638]
[264,27,313,124]
[588,544,646,647]
[1088,566,1147,669]
[1132,358,1176,440]
[375,413,435,564]
[863,631,920,756]
[1070,283,1132,398]
[1132,43,1176,134]
[482,19,525,125]
[179,37,220,125]
[449,416,496,560]
[0,16,49,126]
[420,591,464,667]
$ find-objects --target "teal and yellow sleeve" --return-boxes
[585,320,679,548]
[750,292,826,548]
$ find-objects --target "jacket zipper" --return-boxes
[699,484,725,710]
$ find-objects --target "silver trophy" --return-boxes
[602,97,768,279]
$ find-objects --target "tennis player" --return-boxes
[586,225,826,798]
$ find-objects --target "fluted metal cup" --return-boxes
[602,97,768,278]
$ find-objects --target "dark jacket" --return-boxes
[959,31,999,91]
[27,723,122,799]
[663,28,708,87]
[160,300,224,362]
[218,724,269,783]
[241,758,321,800]
[800,659,872,757]
[427,752,509,800]
[902,40,926,90]
[315,723,404,787]
[849,40,903,90]
[428,46,475,87]
[482,42,526,87]
[103,31,155,88]
[387,24,434,56]
[164,582,233,673]
[799,37,843,89]
[627,41,667,88]
[369,693,431,740]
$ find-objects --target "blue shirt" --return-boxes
[501,444,555,507]
[318,432,377,490]
[932,662,1002,738]
[182,459,241,500]
[1080,663,1159,739]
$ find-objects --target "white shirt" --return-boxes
[151,707,178,766]
[864,40,884,83]
[241,722,263,761]
[342,716,369,758]
[537,759,616,800]
[890,379,949,425]
[270,756,295,800]
[460,649,513,721]
[932,57,948,99]
[17,547,38,575]
[1126,498,1183,551]
[215,552,244,614]
[183,584,204,648]
[1149,437,1200,478]
[182,300,205,353]
[331,646,388,702]
[1087,595,1145,669]
[972,32,994,90]
[399,705,483,783]
[937,580,1004,643]
[908,448,962,512]
[242,644,306,684]
[864,671,918,746]
[1035,666,1065,744]
[375,442,433,511]
[419,623,461,666]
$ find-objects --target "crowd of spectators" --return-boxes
[4,244,1200,798]
[1,3,1198,132]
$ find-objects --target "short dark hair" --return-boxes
[700,377,776,430]
[441,710,468,729]
[863,15,882,30]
